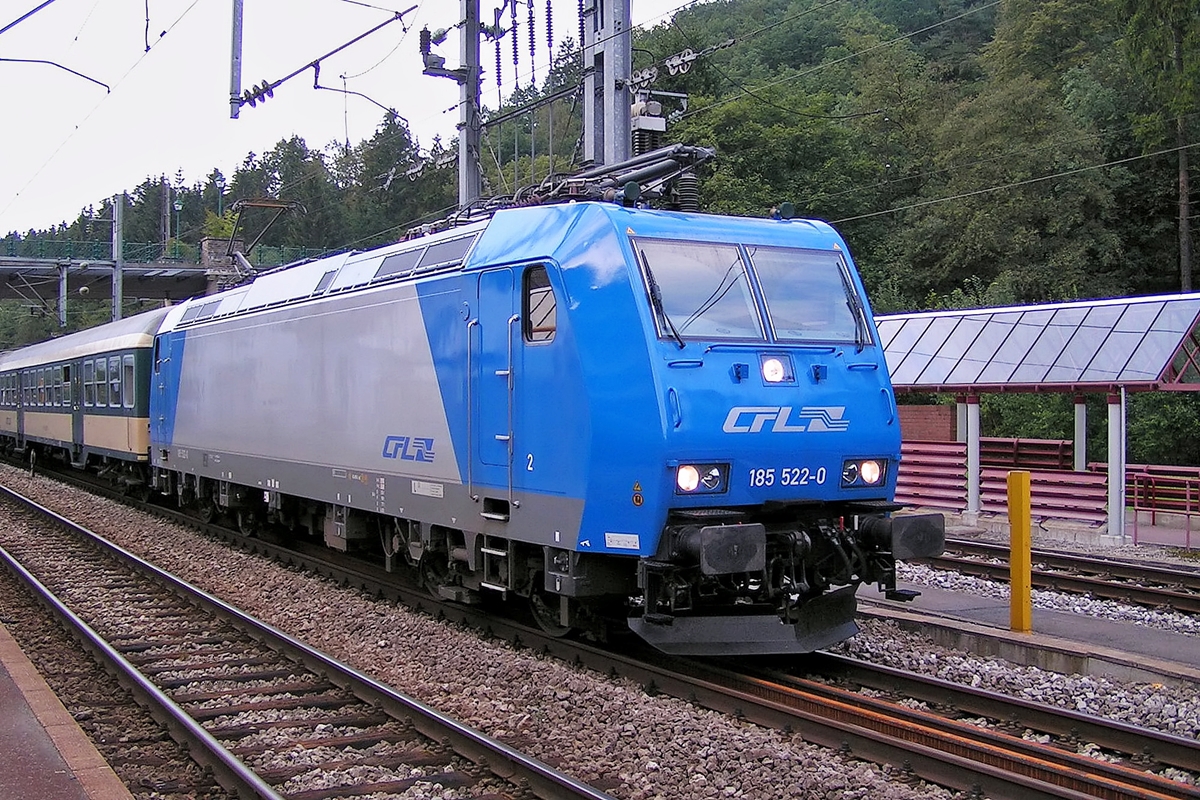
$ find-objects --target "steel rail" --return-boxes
[805,652,1200,774]
[924,539,1200,614]
[0,483,616,800]
[0,543,286,800]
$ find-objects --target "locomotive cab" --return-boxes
[521,206,946,655]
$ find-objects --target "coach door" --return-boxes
[68,362,84,461]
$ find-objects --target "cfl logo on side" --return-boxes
[722,406,849,433]
[382,435,435,462]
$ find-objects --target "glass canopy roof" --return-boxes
[876,293,1200,392]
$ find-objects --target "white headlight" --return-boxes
[762,357,786,383]
[677,465,700,492]
[860,460,882,484]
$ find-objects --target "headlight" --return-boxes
[762,357,786,383]
[675,463,729,494]
[677,465,700,492]
[759,354,795,384]
[841,458,887,488]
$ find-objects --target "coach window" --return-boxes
[109,356,121,407]
[83,360,95,407]
[523,266,557,342]
[62,365,71,406]
[38,370,45,406]
[96,359,108,406]
[122,355,135,408]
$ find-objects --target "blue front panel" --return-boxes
[150,331,187,451]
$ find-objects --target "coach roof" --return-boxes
[0,306,171,372]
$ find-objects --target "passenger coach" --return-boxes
[0,307,169,483]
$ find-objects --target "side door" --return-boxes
[475,268,517,495]
[472,264,564,507]
[16,371,26,450]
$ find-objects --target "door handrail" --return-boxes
[465,317,480,502]
[506,313,520,511]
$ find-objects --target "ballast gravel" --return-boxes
[3,463,1197,797]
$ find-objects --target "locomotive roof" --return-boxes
[158,202,848,334]
[0,306,172,371]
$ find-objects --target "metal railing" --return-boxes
[1089,462,1200,547]
[898,441,1197,539]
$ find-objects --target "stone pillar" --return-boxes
[1073,394,1087,472]
[956,394,967,443]
[965,394,981,524]
[1107,391,1126,540]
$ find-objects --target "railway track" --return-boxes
[922,538,1200,614]
[6,471,1199,800]
[0,484,616,800]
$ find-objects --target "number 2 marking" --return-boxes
[527,453,535,471]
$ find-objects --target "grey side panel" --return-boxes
[171,283,460,482]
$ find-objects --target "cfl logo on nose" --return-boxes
[722,406,848,433]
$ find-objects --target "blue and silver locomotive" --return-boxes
[1,199,943,655]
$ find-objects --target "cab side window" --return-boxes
[522,266,557,343]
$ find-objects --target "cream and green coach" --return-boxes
[0,308,170,480]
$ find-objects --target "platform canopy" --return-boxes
[876,293,1200,393]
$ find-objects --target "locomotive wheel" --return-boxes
[418,554,449,599]
[529,585,572,638]
[237,509,260,537]
[196,499,216,524]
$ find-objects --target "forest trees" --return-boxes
[6,0,1197,311]
[1121,0,1200,292]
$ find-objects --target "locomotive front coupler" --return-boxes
[669,522,767,575]
[858,512,946,601]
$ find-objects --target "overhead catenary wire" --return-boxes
[831,140,1200,224]
[183,0,1016,251]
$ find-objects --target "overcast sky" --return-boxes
[1,0,691,235]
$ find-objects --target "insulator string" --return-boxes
[510,0,520,89]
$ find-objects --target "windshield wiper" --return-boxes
[838,267,869,353]
[638,248,686,350]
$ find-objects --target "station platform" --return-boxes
[860,580,1200,688]
[0,623,133,800]
[908,507,1200,551]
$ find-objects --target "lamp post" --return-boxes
[215,175,225,217]
[173,196,182,258]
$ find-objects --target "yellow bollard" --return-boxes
[1008,470,1032,633]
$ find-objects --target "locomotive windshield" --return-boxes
[635,239,764,341]
[746,245,867,345]
[633,238,868,345]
